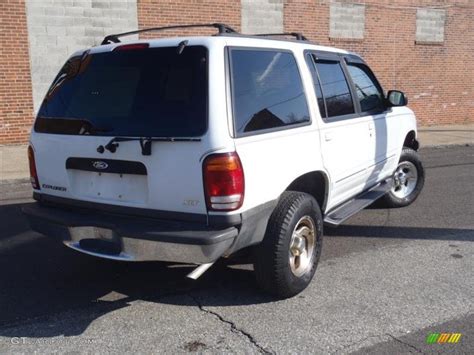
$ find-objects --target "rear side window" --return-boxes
[229,49,310,135]
[35,46,208,137]
[315,60,355,118]
[346,64,385,113]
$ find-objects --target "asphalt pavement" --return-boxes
[0,146,472,354]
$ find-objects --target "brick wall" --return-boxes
[138,0,241,38]
[0,0,472,145]
[0,0,34,145]
[242,0,284,34]
[285,0,474,125]
[25,0,138,113]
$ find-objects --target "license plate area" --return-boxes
[67,170,148,204]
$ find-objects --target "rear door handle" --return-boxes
[324,132,333,141]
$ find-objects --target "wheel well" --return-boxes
[285,171,328,212]
[404,130,419,150]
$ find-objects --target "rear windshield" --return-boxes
[35,46,208,137]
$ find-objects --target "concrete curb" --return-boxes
[420,143,471,149]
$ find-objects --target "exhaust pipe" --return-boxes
[186,262,214,280]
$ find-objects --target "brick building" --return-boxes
[0,0,473,147]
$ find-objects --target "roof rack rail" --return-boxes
[101,23,236,45]
[253,32,308,41]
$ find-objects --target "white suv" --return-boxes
[23,24,424,298]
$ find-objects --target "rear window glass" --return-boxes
[35,46,208,137]
[229,49,310,135]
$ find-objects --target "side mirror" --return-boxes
[387,90,408,107]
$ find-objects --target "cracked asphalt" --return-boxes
[0,146,473,354]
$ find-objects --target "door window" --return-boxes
[314,60,355,118]
[347,64,385,113]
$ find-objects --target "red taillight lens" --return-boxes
[27,145,40,190]
[113,43,149,51]
[203,152,244,211]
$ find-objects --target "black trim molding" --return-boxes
[34,193,207,224]
[66,157,147,175]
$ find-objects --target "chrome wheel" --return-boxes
[289,216,316,277]
[391,161,418,199]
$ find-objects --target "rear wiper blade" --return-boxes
[98,136,201,156]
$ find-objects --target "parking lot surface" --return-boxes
[0,146,472,353]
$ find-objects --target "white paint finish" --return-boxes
[29,35,418,219]
[318,117,372,209]
[31,133,211,214]
[241,0,284,34]
[67,170,148,204]
[29,37,235,215]
[368,107,416,187]
[25,0,138,112]
[329,2,365,39]
[234,127,325,211]
[416,8,446,43]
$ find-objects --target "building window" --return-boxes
[416,8,446,44]
[329,2,365,40]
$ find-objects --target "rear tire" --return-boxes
[253,192,323,299]
[382,148,424,208]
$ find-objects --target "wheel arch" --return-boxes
[403,130,419,151]
[284,171,329,212]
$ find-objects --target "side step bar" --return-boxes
[324,179,393,226]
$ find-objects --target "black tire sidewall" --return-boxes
[279,196,323,293]
[254,192,323,298]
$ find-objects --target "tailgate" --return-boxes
[31,134,208,215]
[30,44,212,217]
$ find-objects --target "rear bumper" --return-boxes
[22,203,238,264]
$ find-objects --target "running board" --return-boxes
[324,179,393,226]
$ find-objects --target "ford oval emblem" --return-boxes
[92,161,108,170]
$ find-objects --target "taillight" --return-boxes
[27,145,40,190]
[113,43,149,51]
[203,152,244,211]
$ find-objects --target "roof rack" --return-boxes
[253,32,308,41]
[101,23,236,45]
